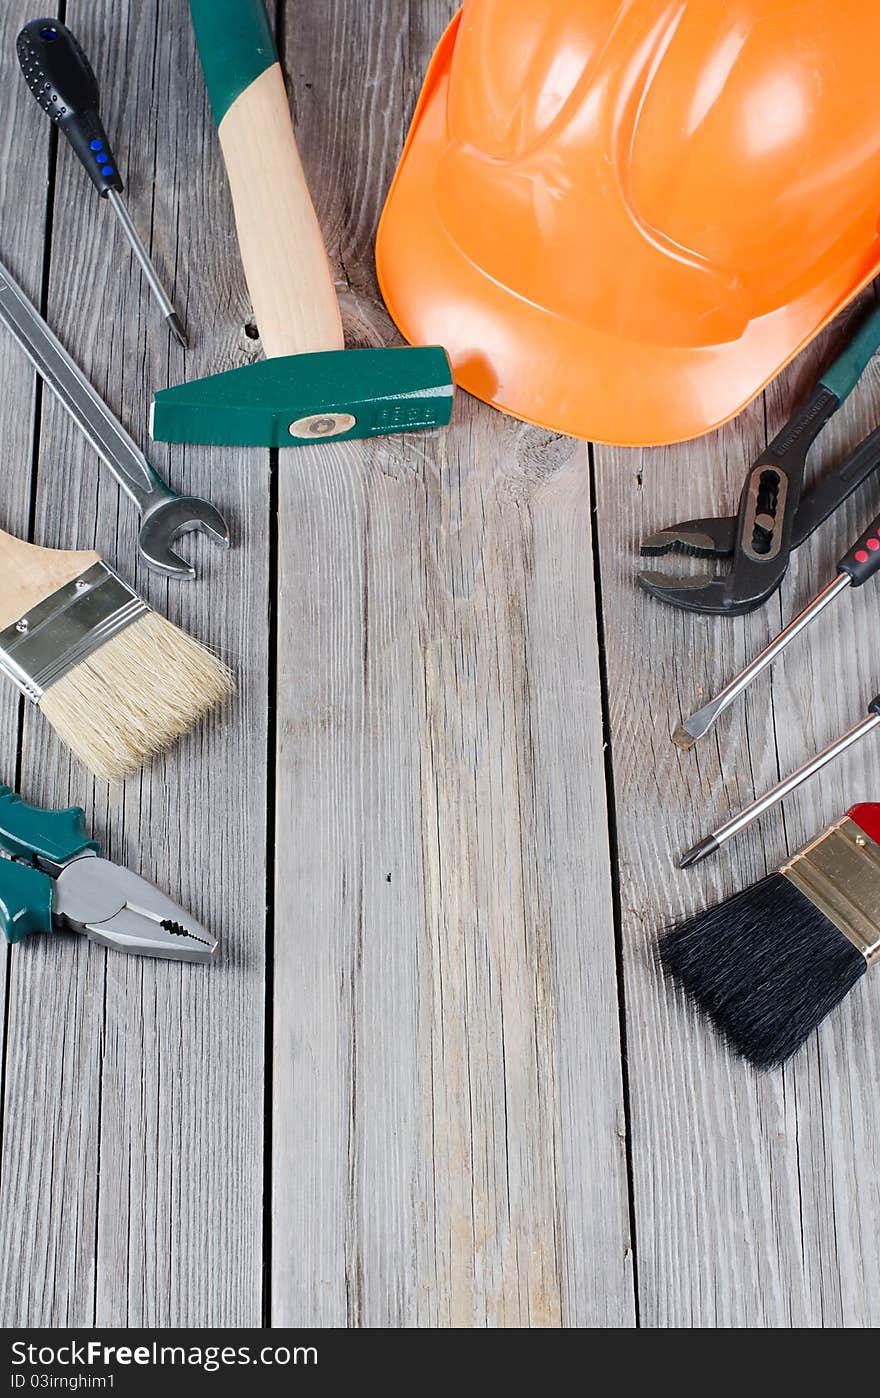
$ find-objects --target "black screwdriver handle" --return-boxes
[838,512,880,586]
[16,18,123,197]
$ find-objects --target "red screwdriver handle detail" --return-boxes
[838,517,880,586]
[848,803,880,845]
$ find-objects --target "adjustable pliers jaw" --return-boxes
[636,387,880,617]
[637,515,762,615]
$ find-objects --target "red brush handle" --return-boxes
[848,804,880,844]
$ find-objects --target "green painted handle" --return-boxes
[189,0,279,126]
[821,303,880,404]
[0,859,53,943]
[0,785,99,865]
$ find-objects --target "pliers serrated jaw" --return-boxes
[638,518,737,561]
[53,853,218,964]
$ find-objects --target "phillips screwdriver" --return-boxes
[680,698,880,866]
[674,506,880,750]
[16,17,187,347]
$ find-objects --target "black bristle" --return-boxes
[659,874,868,1069]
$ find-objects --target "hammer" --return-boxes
[151,0,454,449]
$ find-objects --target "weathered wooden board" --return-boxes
[0,0,268,1326]
[270,0,634,1328]
[0,0,58,1324]
[594,294,880,1327]
[1,0,877,1331]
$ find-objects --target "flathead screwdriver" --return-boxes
[16,18,187,348]
[674,505,880,750]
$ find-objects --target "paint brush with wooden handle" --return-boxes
[0,528,232,781]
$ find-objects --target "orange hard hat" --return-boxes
[376,1,880,447]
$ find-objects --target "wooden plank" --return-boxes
[594,296,880,1326]
[0,0,72,1329]
[9,0,879,1331]
[0,0,268,1325]
[271,0,634,1327]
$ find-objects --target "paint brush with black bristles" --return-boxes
[660,804,880,1068]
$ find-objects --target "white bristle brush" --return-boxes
[0,528,233,781]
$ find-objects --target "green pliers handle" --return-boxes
[0,785,98,943]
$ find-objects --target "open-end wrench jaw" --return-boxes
[0,259,233,583]
[137,497,231,580]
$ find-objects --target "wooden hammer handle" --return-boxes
[189,0,344,360]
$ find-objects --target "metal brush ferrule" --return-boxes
[0,562,148,702]
[782,816,880,965]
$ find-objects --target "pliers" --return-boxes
[0,783,217,963]
[638,302,880,616]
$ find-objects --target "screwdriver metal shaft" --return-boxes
[680,705,880,867]
[673,572,852,749]
[106,190,187,347]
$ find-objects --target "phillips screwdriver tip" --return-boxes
[678,834,720,869]
[167,312,188,349]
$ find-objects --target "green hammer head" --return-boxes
[150,346,455,448]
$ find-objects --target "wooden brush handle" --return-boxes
[0,529,99,630]
[189,0,344,360]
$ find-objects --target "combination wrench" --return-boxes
[0,258,229,580]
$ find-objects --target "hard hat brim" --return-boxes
[377,11,880,448]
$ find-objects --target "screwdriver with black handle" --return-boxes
[674,499,880,752]
[16,17,187,347]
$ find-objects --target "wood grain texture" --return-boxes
[270,0,634,1327]
[0,0,268,1326]
[1,0,877,1332]
[0,0,68,1325]
[594,291,880,1328]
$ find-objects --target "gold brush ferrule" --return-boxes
[0,562,148,702]
[782,815,880,966]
